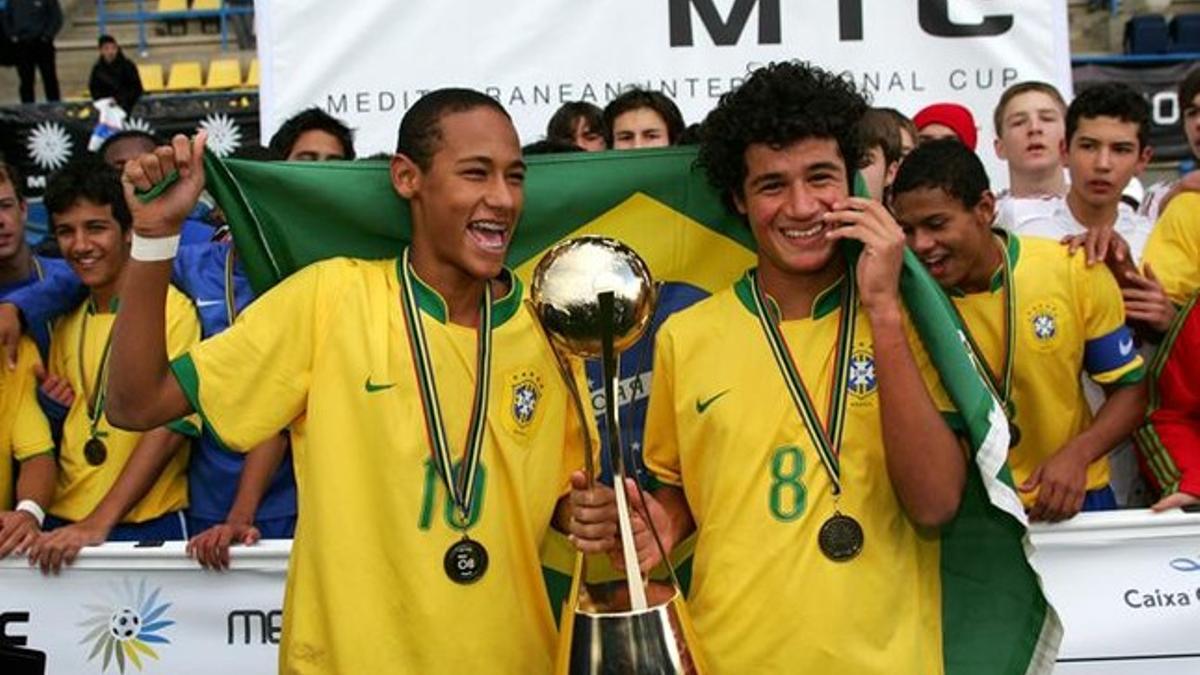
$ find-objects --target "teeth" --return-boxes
[782,224,822,239]
[470,221,506,233]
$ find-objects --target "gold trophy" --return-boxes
[530,236,704,675]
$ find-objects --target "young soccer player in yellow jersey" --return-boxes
[892,139,1147,521]
[568,62,968,674]
[23,158,201,571]
[0,335,55,557]
[104,90,587,674]
[1143,191,1200,305]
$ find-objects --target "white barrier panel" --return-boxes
[3,510,1199,674]
[253,0,1072,187]
[1030,510,1200,674]
[0,542,288,675]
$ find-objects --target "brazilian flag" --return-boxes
[204,146,1060,675]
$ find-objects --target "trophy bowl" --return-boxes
[530,236,657,359]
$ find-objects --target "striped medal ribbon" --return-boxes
[399,247,493,584]
[78,297,116,467]
[948,233,1019,448]
[748,268,864,562]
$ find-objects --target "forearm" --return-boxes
[1073,381,1150,464]
[651,485,695,550]
[225,434,287,525]
[15,455,56,508]
[85,428,189,530]
[106,258,189,429]
[870,305,965,527]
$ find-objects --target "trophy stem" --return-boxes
[599,291,648,611]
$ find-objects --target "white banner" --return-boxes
[3,511,1200,673]
[254,0,1072,188]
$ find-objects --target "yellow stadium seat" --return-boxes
[157,0,188,11]
[192,0,221,9]
[138,64,165,92]
[244,58,259,88]
[205,58,241,89]
[165,61,203,92]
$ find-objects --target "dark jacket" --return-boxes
[89,51,144,113]
[2,0,63,42]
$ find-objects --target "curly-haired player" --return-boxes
[567,61,967,673]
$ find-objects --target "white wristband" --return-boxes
[15,499,44,527]
[131,233,181,261]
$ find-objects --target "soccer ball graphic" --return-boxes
[109,607,142,641]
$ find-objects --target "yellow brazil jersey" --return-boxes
[1144,192,1200,305]
[0,337,54,510]
[169,257,586,675]
[642,271,955,675]
[951,234,1144,506]
[49,287,200,523]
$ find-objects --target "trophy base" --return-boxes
[563,584,702,675]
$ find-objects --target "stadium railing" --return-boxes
[95,0,253,54]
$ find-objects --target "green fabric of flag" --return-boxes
[203,146,1059,674]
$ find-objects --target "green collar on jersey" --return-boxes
[734,268,846,321]
[948,230,1022,297]
[396,258,523,327]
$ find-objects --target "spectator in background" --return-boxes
[3,0,62,103]
[1140,68,1200,222]
[521,139,583,155]
[545,101,606,151]
[878,107,918,159]
[855,108,903,202]
[88,35,143,114]
[914,102,978,150]
[603,88,684,149]
[991,82,1069,230]
[99,130,215,244]
[268,107,356,160]
[1136,293,1200,511]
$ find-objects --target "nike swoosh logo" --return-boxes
[696,389,731,414]
[195,299,223,308]
[1119,338,1134,357]
[364,377,396,393]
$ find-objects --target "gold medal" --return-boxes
[84,438,108,466]
[818,512,864,562]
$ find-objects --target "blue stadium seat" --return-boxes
[1170,14,1200,53]
[1125,14,1169,54]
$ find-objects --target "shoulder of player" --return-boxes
[656,285,738,339]
[256,256,397,306]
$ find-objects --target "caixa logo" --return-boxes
[1170,555,1200,572]
[669,0,1013,47]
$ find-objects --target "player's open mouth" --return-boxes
[922,253,950,276]
[467,221,508,252]
[1026,143,1046,154]
[780,222,824,240]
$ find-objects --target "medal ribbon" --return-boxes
[223,246,239,325]
[31,257,54,340]
[77,298,116,440]
[948,234,1016,413]
[748,269,857,495]
[399,247,492,526]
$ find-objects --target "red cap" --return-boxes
[913,103,978,151]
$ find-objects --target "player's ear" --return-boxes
[391,153,422,200]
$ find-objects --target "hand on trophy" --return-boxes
[567,471,672,573]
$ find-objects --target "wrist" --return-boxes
[225,510,255,528]
[864,298,904,328]
[131,232,181,261]
[15,499,45,528]
[132,218,184,240]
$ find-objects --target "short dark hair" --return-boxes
[697,61,869,214]
[877,108,917,148]
[603,88,685,146]
[98,129,160,163]
[0,159,24,201]
[856,109,902,167]
[546,102,605,146]
[891,138,990,209]
[44,156,131,230]
[98,34,117,47]
[993,81,1066,136]
[269,107,357,160]
[1179,68,1200,113]
[1066,83,1151,149]
[396,88,510,169]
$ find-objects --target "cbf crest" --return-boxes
[1026,301,1063,351]
[504,369,546,435]
[847,342,877,404]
